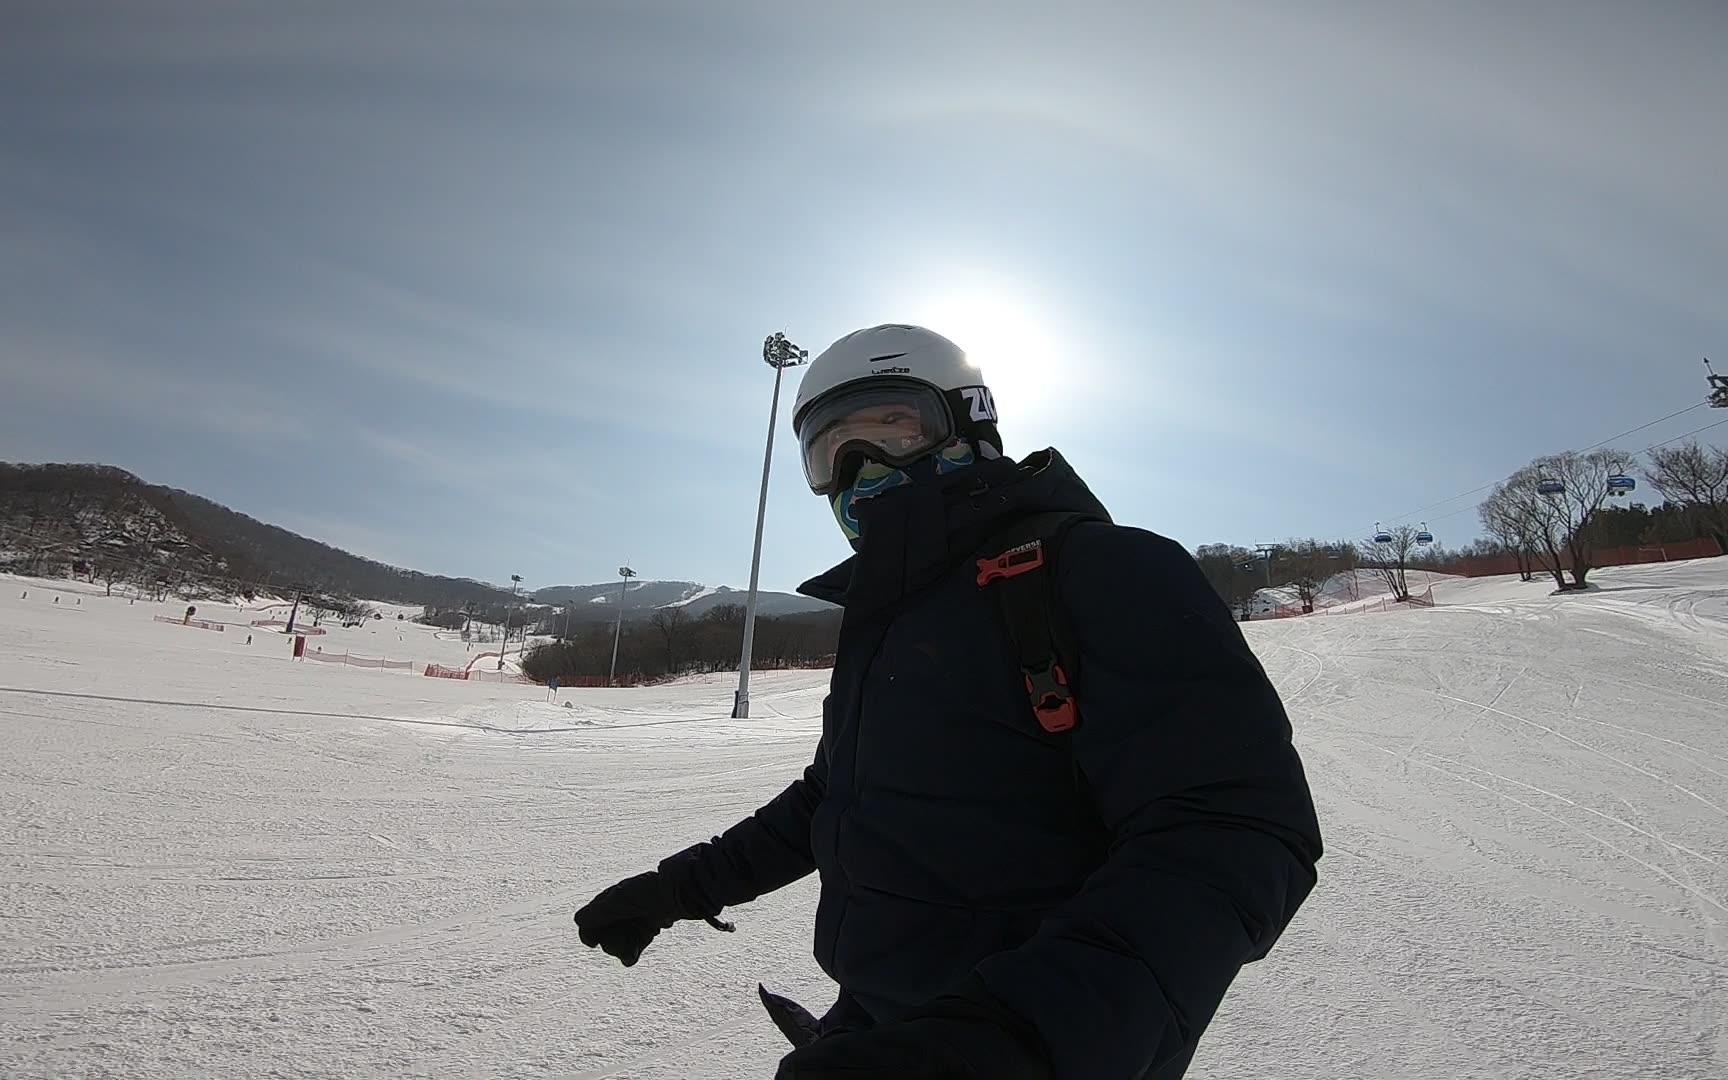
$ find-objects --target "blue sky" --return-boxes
[3,1,1724,593]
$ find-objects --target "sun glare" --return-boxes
[904,289,1065,423]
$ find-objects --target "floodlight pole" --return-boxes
[499,574,521,670]
[609,565,636,686]
[734,332,808,719]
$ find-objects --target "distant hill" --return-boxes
[0,462,838,620]
[534,580,832,624]
[0,462,513,608]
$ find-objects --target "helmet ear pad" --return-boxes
[942,386,1003,460]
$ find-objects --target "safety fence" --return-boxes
[251,618,328,636]
[555,674,655,688]
[1442,538,1722,578]
[154,614,225,632]
[470,669,535,685]
[423,663,533,685]
[1313,585,1437,616]
[1259,584,1437,620]
[300,649,417,671]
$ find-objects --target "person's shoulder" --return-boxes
[1066,520,1196,571]
[1060,521,1224,619]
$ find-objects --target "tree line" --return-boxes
[1475,441,1727,591]
[1185,438,1726,615]
[519,603,841,684]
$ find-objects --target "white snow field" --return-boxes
[2,559,1727,1078]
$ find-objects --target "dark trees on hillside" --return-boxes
[1644,441,1728,552]
[649,606,690,673]
[522,607,839,684]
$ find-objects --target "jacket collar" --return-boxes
[796,449,1110,613]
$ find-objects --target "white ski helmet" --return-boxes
[791,324,1001,495]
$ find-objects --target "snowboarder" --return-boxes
[574,325,1322,1079]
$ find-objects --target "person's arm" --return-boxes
[969,525,1323,1078]
[662,734,829,913]
[577,705,829,967]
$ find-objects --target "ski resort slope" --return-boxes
[0,560,1725,1078]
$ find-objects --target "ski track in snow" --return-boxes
[2,563,1728,1077]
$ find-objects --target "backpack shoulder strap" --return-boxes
[975,511,1102,734]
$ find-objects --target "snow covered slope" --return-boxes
[534,579,834,623]
[1,560,1726,1077]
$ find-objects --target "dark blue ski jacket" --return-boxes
[667,450,1322,1079]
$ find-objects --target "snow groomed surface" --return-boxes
[1,560,1725,1077]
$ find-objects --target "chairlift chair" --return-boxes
[1372,522,1394,544]
[1537,478,1565,497]
[1415,523,1435,546]
[1606,475,1637,497]
[1707,358,1728,408]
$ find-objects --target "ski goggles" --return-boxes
[796,380,955,496]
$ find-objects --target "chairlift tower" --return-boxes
[1253,544,1279,590]
[1706,358,1728,408]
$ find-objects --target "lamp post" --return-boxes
[609,564,636,687]
[498,574,521,670]
[733,332,808,719]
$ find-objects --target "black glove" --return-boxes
[774,990,1050,1080]
[574,869,702,967]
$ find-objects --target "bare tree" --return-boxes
[1359,524,1421,602]
[1539,449,1623,588]
[1194,544,1255,611]
[648,605,690,675]
[1281,540,1348,613]
[1482,450,1624,590]
[91,553,127,598]
[1479,483,1541,582]
[1644,441,1728,551]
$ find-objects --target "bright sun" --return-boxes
[904,289,1063,422]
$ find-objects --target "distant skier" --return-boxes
[575,325,1322,1079]
[547,674,561,702]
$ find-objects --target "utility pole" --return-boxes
[609,565,636,687]
[734,332,808,719]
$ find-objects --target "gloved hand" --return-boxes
[773,991,1051,1080]
[574,869,703,967]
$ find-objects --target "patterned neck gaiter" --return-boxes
[831,440,978,542]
